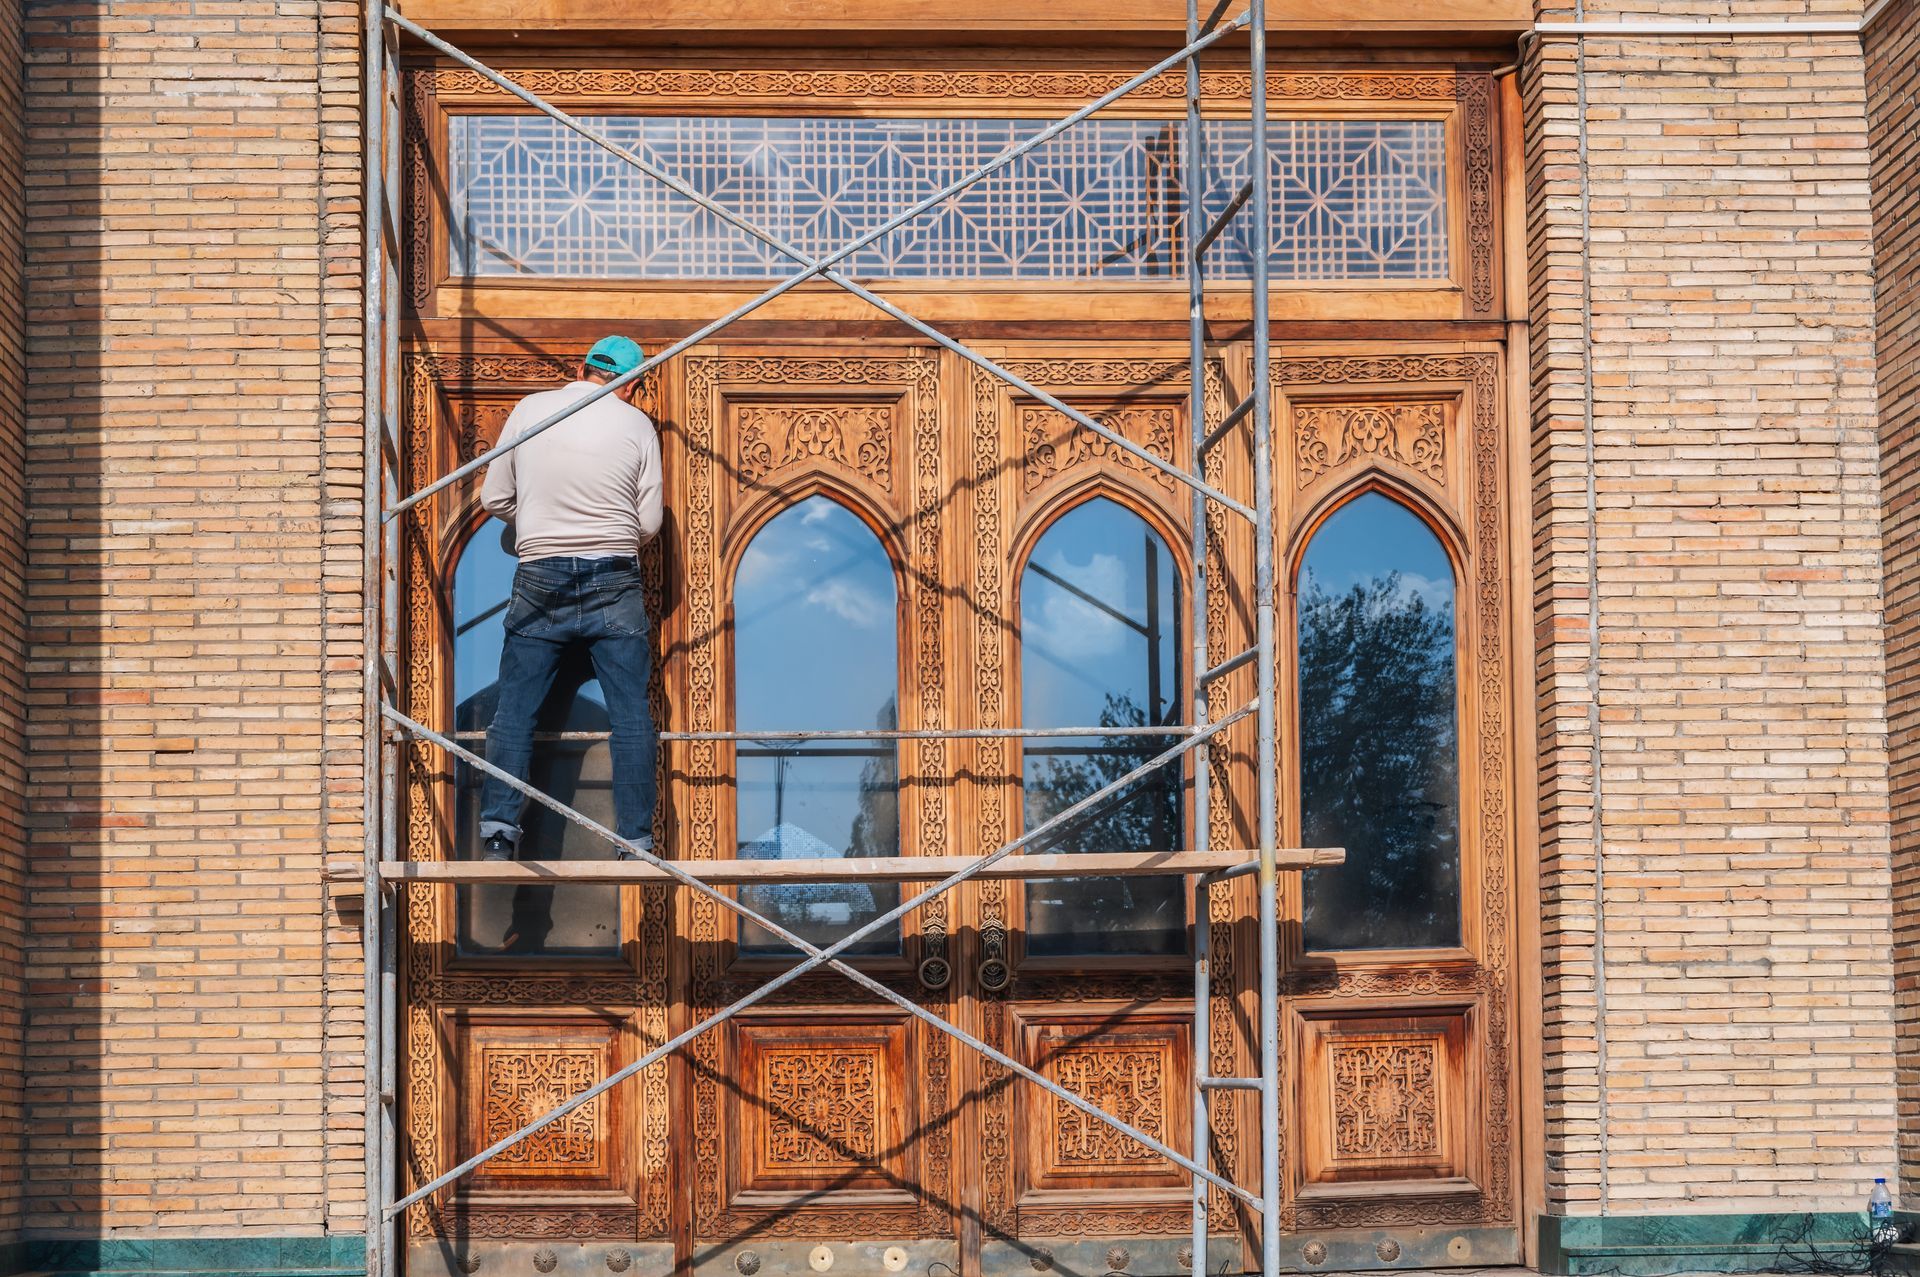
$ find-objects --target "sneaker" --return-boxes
[482,833,516,863]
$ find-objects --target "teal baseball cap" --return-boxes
[584,334,646,378]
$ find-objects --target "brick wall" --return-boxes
[20,0,363,1235]
[1525,0,1897,1213]
[1867,0,1920,1200]
[0,0,29,1249]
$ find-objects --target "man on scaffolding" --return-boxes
[475,335,664,863]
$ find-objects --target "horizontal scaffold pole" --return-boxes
[380,700,1264,1217]
[380,847,1339,884]
[440,723,1205,744]
[383,10,1256,526]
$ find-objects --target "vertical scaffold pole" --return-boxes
[1184,6,1213,1277]
[378,20,403,1277]
[1247,0,1282,1270]
[358,0,387,1271]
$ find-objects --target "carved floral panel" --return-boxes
[1330,1041,1439,1160]
[1020,1014,1191,1199]
[734,399,898,496]
[1019,399,1182,495]
[733,1018,912,1200]
[761,1048,881,1172]
[481,1048,605,1171]
[1292,398,1448,488]
[456,1016,624,1194]
[1295,1012,1468,1189]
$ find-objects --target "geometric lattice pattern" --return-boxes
[449,115,1447,281]
[1329,1040,1439,1159]
[480,1048,603,1169]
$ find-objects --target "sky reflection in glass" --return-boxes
[1296,493,1461,951]
[1021,498,1185,957]
[733,497,901,956]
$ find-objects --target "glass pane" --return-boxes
[453,519,621,957]
[449,116,1447,283]
[1297,493,1461,951]
[734,497,901,956]
[1020,499,1184,957]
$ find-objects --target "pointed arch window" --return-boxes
[1019,497,1185,957]
[1296,492,1461,951]
[452,518,621,957]
[733,496,902,956]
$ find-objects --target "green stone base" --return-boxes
[1,1237,364,1277]
[1538,1211,1877,1276]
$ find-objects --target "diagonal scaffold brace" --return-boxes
[378,700,1262,1217]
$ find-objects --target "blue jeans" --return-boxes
[479,555,657,854]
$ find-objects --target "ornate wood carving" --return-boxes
[1271,352,1512,1230]
[1458,73,1498,316]
[481,1049,606,1170]
[736,402,894,494]
[1022,402,1179,494]
[1330,1042,1438,1160]
[762,1050,881,1169]
[1015,1012,1195,1237]
[405,68,437,311]
[429,67,1461,107]
[1048,1046,1167,1168]
[1293,400,1446,486]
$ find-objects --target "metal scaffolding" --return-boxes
[359,2,1323,1274]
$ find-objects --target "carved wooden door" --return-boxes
[670,345,966,1277]
[955,346,1257,1277]
[396,338,1522,1277]
[396,349,679,1277]
[1267,344,1521,1269]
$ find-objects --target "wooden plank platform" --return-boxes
[376,847,1341,884]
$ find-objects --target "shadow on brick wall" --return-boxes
[19,0,113,1248]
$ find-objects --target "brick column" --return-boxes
[20,0,364,1238]
[1525,0,1896,1216]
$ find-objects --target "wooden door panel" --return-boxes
[1015,1008,1194,1200]
[733,1015,914,1198]
[676,348,961,1264]
[1292,1009,1474,1191]
[458,1013,629,1194]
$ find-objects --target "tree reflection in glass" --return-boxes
[452,519,621,957]
[1021,498,1184,957]
[1297,492,1461,951]
[733,497,901,956]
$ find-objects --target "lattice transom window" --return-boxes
[447,114,1450,282]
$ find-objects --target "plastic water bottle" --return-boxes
[1871,1178,1894,1236]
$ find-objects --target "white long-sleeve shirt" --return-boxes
[480,380,663,561]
